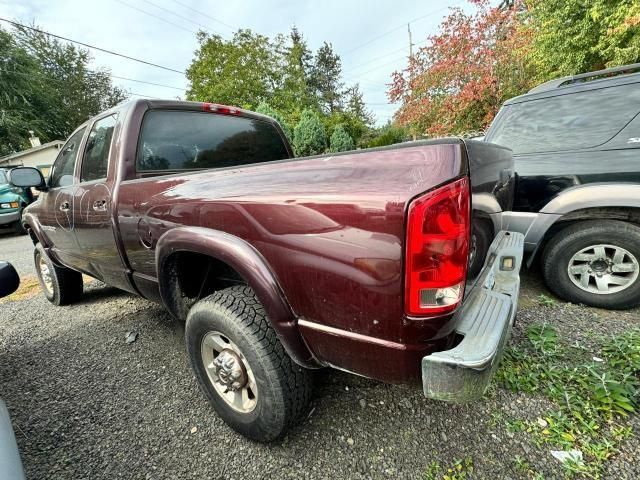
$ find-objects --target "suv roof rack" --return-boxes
[528,63,640,94]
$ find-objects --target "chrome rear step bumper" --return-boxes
[422,231,524,402]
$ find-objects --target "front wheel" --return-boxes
[185,285,312,442]
[13,220,26,235]
[34,244,83,306]
[542,220,640,309]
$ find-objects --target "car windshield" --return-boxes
[0,170,7,185]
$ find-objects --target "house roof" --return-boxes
[0,140,64,165]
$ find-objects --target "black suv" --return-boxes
[485,63,640,309]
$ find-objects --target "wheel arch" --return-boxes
[524,184,640,265]
[155,226,319,369]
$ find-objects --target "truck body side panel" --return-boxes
[117,143,464,358]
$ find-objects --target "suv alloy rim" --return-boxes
[567,244,639,295]
[200,331,258,413]
[38,255,53,295]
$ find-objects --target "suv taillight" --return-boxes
[405,177,471,316]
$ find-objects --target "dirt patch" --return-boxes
[0,275,41,303]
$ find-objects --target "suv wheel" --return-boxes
[34,244,83,305]
[185,285,312,442]
[542,220,640,309]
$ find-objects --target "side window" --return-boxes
[49,127,86,189]
[81,114,117,182]
[487,83,640,154]
[136,110,290,174]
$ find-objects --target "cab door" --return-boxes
[72,113,132,291]
[37,127,86,268]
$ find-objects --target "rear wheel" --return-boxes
[542,220,640,309]
[185,285,312,442]
[34,244,83,306]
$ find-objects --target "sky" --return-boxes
[0,0,470,126]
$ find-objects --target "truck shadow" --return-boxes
[74,281,132,305]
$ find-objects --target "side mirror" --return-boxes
[0,261,20,298]
[8,167,47,191]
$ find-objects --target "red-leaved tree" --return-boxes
[388,0,534,137]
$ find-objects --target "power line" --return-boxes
[110,75,184,91]
[139,0,224,36]
[168,0,238,31]
[128,91,161,98]
[114,0,199,35]
[0,17,186,75]
[342,1,462,56]
[3,52,186,92]
[3,61,185,91]
[344,56,406,83]
[0,67,174,101]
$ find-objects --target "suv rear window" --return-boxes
[137,110,289,172]
[487,83,640,154]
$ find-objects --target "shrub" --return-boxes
[328,124,354,153]
[363,124,407,148]
[292,109,326,156]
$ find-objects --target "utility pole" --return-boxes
[408,23,417,141]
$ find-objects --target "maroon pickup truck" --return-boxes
[9,100,523,442]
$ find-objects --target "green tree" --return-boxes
[187,29,277,109]
[293,109,326,156]
[15,25,127,139]
[0,28,52,155]
[526,0,640,79]
[345,84,374,127]
[272,27,315,113]
[1,26,126,155]
[328,124,354,152]
[255,102,293,142]
[310,42,344,114]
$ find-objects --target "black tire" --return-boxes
[13,220,27,235]
[542,220,640,310]
[468,219,492,278]
[34,243,83,306]
[185,285,312,442]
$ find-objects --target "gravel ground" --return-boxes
[0,232,638,479]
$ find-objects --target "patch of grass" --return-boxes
[0,275,41,303]
[424,458,474,480]
[537,294,557,307]
[497,325,640,478]
[424,461,441,480]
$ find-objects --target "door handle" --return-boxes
[59,201,70,211]
[92,199,107,211]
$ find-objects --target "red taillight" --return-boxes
[202,103,241,115]
[405,177,471,316]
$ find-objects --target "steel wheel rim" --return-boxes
[38,255,53,295]
[567,244,639,295]
[201,331,258,413]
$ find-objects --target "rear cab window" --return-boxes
[136,110,290,176]
[486,83,640,154]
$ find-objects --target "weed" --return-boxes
[424,458,474,480]
[537,294,556,307]
[443,458,473,480]
[496,326,640,478]
[424,461,441,480]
